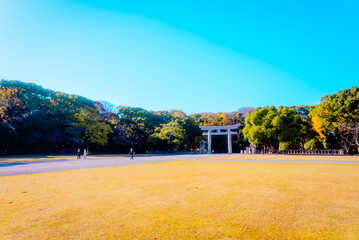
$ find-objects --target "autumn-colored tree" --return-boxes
[310,87,359,153]
[0,87,21,123]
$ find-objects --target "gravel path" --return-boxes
[1,154,359,177]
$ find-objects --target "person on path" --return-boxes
[83,148,87,159]
[77,148,81,159]
[129,148,134,160]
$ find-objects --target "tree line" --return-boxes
[0,80,246,155]
[0,80,358,155]
[243,87,359,154]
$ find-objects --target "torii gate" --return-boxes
[199,124,240,154]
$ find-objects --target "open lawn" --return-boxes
[0,155,77,164]
[1,161,359,239]
[209,154,359,162]
[0,154,161,164]
[2,154,359,164]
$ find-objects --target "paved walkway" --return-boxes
[1,154,359,177]
[0,154,209,176]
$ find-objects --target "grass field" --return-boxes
[2,153,359,164]
[1,161,359,239]
[0,155,77,163]
[209,154,359,162]
[0,154,162,164]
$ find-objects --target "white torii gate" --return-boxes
[199,124,240,154]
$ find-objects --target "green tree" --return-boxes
[71,107,112,150]
[0,80,102,154]
[232,113,249,151]
[310,87,359,153]
[180,117,202,148]
[243,106,303,152]
[304,138,321,150]
[150,120,186,150]
[149,116,202,151]
[117,107,166,151]
[287,105,319,150]
[169,110,187,120]
[152,110,173,124]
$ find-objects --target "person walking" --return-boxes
[129,148,134,160]
[83,148,87,159]
[77,148,81,159]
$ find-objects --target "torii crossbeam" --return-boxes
[199,124,240,154]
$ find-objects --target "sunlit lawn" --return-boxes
[0,154,163,164]
[1,161,359,239]
[209,154,359,162]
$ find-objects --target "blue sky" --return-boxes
[0,0,358,114]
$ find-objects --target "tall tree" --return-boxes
[150,120,186,151]
[243,106,303,152]
[310,87,359,153]
[232,112,250,151]
[71,107,112,151]
[287,105,319,150]
[117,107,166,152]
[0,80,101,154]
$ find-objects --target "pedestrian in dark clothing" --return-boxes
[77,148,81,159]
[129,148,134,160]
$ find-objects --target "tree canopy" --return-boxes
[310,87,359,153]
[0,80,110,154]
[243,106,304,152]
[1,79,358,155]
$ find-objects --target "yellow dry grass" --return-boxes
[208,154,359,162]
[1,161,359,239]
[0,154,157,164]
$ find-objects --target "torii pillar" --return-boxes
[207,131,212,154]
[227,131,232,154]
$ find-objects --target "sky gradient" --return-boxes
[1,0,358,114]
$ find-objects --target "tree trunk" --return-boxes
[268,144,275,154]
[338,125,353,154]
[340,134,352,154]
[353,126,359,154]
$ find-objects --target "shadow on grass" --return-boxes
[0,159,72,167]
[0,162,30,167]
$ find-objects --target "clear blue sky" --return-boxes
[0,0,358,114]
